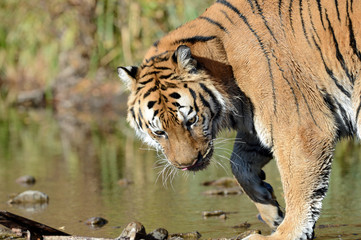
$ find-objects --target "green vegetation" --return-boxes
[0,0,213,96]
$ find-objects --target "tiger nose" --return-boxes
[175,152,201,169]
[175,159,197,169]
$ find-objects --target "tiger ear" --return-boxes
[117,66,139,90]
[172,45,197,72]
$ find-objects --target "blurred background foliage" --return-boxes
[0,0,213,97]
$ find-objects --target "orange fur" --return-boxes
[118,1,361,239]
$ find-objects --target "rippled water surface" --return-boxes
[1,109,361,239]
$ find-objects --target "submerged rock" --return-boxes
[85,217,108,228]
[169,231,201,240]
[203,187,242,196]
[8,190,49,204]
[202,177,238,187]
[15,175,36,186]
[202,210,227,219]
[232,230,261,239]
[232,222,251,229]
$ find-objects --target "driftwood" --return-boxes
[0,210,70,240]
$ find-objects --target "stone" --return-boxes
[146,228,168,240]
[8,190,48,204]
[84,217,108,228]
[117,222,146,240]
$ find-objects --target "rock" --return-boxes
[202,177,238,187]
[169,231,201,240]
[168,237,184,240]
[202,187,242,196]
[146,228,168,240]
[15,175,36,186]
[84,217,108,228]
[232,222,251,229]
[8,190,49,204]
[232,230,261,239]
[117,222,146,240]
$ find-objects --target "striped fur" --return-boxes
[118,0,361,239]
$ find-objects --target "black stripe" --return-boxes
[290,70,320,128]
[147,101,156,109]
[153,40,159,47]
[169,92,181,99]
[138,118,143,130]
[143,86,158,99]
[130,107,136,120]
[216,0,277,114]
[253,0,278,43]
[334,0,341,21]
[160,84,167,91]
[246,0,256,13]
[164,82,178,88]
[139,78,153,85]
[335,100,355,133]
[159,73,174,79]
[299,0,311,45]
[278,0,283,20]
[199,93,211,109]
[220,10,235,25]
[199,16,229,33]
[271,51,300,117]
[199,83,218,108]
[140,71,160,78]
[172,36,217,45]
[189,88,197,100]
[199,83,222,119]
[172,102,181,108]
[347,13,361,62]
[162,95,168,103]
[325,13,353,84]
[135,86,145,94]
[356,97,361,122]
[307,0,321,42]
[289,0,295,33]
[144,51,169,64]
[187,106,194,115]
[312,36,351,98]
[138,109,144,130]
[153,109,159,119]
[278,0,287,33]
[154,66,172,70]
[189,88,199,112]
[316,0,326,30]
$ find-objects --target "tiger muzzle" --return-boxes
[178,147,213,172]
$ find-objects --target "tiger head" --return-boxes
[118,45,234,171]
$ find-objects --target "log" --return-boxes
[0,210,70,239]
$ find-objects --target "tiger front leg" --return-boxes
[230,131,284,231]
[243,128,335,240]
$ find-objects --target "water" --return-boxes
[0,108,361,239]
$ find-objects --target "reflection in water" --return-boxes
[0,108,361,239]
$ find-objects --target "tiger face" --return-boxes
[118,45,228,171]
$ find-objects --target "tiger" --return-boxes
[117,0,361,239]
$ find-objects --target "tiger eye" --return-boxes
[186,116,197,127]
[153,130,166,136]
